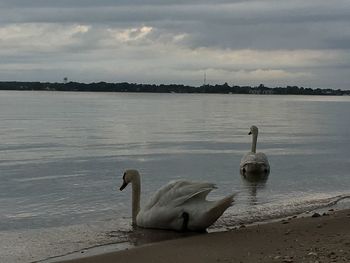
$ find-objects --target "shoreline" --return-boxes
[1,82,349,96]
[56,208,350,263]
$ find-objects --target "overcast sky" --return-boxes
[0,0,349,89]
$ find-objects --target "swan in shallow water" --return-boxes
[240,125,270,175]
[120,169,235,231]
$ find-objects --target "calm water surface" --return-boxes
[0,91,350,262]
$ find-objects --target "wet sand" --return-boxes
[58,209,350,263]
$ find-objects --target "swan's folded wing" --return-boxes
[240,152,256,166]
[240,152,269,166]
[143,180,216,210]
[255,152,269,163]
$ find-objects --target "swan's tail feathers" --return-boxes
[204,194,236,226]
[215,193,236,209]
[186,193,236,231]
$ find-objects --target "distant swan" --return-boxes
[120,169,235,231]
[240,126,270,175]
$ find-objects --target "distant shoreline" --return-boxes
[0,81,349,96]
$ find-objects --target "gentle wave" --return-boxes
[213,193,350,229]
[12,173,86,182]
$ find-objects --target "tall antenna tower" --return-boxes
[203,72,207,86]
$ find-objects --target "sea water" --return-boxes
[0,91,349,262]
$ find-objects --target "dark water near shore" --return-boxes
[0,91,350,262]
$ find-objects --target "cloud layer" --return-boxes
[0,0,349,88]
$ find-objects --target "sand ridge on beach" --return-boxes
[58,209,350,263]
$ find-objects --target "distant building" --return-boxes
[249,88,274,94]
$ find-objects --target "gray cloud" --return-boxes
[1,1,349,50]
[0,0,349,88]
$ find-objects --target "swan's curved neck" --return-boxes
[251,133,258,153]
[131,175,141,225]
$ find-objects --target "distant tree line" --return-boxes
[0,81,349,95]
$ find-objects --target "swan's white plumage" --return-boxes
[121,170,234,231]
[240,126,270,174]
[143,180,216,209]
[240,152,269,166]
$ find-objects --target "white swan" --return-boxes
[240,125,270,175]
[119,169,234,231]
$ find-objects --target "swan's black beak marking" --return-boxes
[248,131,252,135]
[120,181,128,191]
[120,172,127,191]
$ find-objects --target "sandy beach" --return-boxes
[58,209,350,263]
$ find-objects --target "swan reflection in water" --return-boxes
[126,226,203,246]
[106,225,203,250]
[241,170,269,205]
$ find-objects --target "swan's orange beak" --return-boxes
[120,181,128,191]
